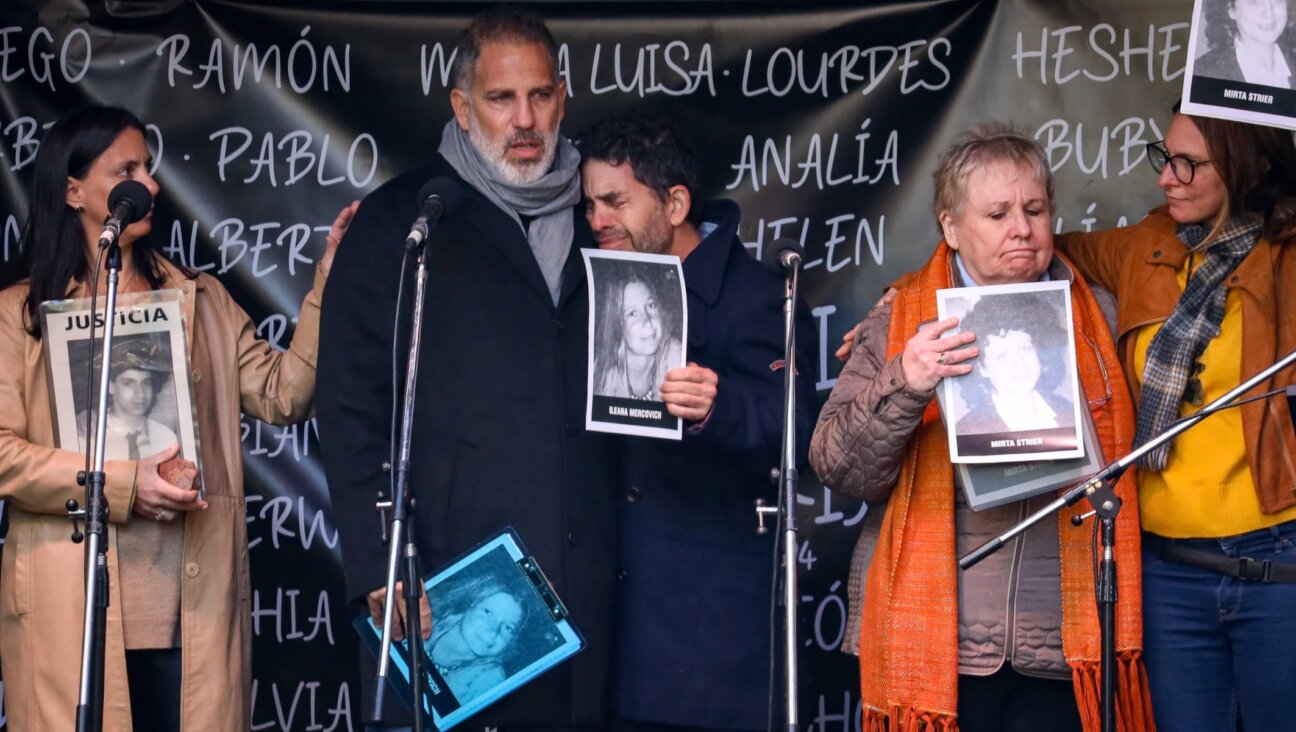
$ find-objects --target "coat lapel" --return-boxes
[681,201,743,354]
[559,209,594,311]
[158,259,198,363]
[461,194,556,309]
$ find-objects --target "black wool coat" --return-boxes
[317,155,619,727]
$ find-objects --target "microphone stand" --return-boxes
[372,241,431,731]
[66,244,124,732]
[757,255,803,732]
[960,345,1296,732]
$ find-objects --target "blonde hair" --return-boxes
[932,122,1055,225]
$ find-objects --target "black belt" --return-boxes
[1145,532,1296,584]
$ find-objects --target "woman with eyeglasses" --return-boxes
[1056,104,1296,731]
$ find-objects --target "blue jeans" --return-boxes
[1142,521,1296,731]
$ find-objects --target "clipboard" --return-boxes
[353,528,584,729]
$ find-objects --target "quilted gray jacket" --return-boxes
[809,257,1117,679]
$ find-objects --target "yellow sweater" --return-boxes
[1134,258,1296,537]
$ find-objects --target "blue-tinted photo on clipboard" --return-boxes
[353,528,584,729]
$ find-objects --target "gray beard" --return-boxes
[467,114,560,186]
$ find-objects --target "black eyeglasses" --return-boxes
[1146,141,1213,184]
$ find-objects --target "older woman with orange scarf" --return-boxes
[810,124,1154,732]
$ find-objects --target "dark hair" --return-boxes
[1177,102,1296,242]
[106,334,172,382]
[1203,0,1296,56]
[957,291,1068,407]
[15,105,173,339]
[579,111,704,228]
[451,5,559,91]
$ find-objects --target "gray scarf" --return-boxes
[438,120,581,304]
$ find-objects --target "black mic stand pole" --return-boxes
[66,244,125,732]
[961,345,1296,732]
[757,253,803,732]
[373,241,432,731]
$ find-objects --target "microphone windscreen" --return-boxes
[416,177,464,216]
[106,180,153,225]
[762,237,804,273]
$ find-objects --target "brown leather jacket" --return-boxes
[810,256,1122,678]
[0,256,324,731]
[1058,208,1296,515]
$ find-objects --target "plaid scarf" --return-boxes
[1134,216,1262,469]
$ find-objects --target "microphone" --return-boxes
[405,177,463,250]
[98,180,154,248]
[763,237,804,274]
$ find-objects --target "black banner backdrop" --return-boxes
[0,1,1192,729]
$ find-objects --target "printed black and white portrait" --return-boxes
[351,531,584,727]
[424,545,563,704]
[1183,0,1296,129]
[938,281,1084,464]
[69,333,182,461]
[582,249,686,440]
[40,291,199,467]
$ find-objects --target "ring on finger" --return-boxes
[154,509,166,521]
[936,351,948,366]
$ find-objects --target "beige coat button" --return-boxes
[192,369,202,383]
[185,562,200,578]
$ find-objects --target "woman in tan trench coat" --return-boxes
[0,105,352,731]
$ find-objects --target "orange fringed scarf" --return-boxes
[858,243,1155,732]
